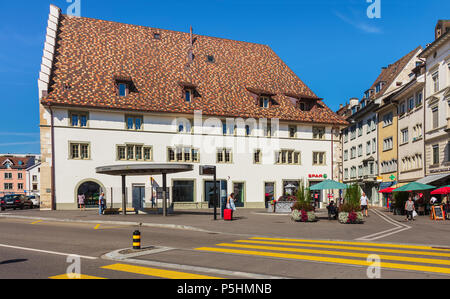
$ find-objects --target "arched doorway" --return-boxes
[76,180,103,208]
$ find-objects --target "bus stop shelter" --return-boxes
[96,164,194,216]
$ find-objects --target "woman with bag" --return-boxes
[405,197,415,221]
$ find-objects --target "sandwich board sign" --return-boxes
[431,205,445,221]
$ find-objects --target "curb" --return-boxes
[0,214,213,234]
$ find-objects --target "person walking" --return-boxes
[78,194,85,211]
[99,192,105,215]
[405,197,415,221]
[360,192,369,217]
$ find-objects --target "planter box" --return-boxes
[267,201,295,213]
[291,209,317,222]
[338,212,364,224]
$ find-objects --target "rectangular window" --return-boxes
[127,145,135,160]
[399,102,406,115]
[144,147,152,161]
[372,138,376,153]
[416,92,423,107]
[185,90,192,102]
[401,129,409,144]
[118,83,128,97]
[313,152,326,166]
[275,150,301,165]
[408,97,415,111]
[168,147,199,163]
[366,141,371,155]
[433,144,439,165]
[4,183,13,190]
[350,126,356,140]
[432,106,439,129]
[118,146,126,160]
[259,96,270,108]
[254,150,262,164]
[383,112,393,127]
[344,168,349,180]
[18,183,23,190]
[344,150,348,161]
[4,173,12,179]
[358,144,363,157]
[383,137,393,151]
[358,122,363,137]
[126,115,144,131]
[432,71,439,93]
[69,112,89,128]
[288,125,297,138]
[217,148,232,164]
[344,129,348,143]
[172,180,194,203]
[70,143,90,160]
[313,127,325,140]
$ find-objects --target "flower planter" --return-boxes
[338,211,364,224]
[291,209,317,222]
[267,201,295,213]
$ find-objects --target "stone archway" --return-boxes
[75,179,105,208]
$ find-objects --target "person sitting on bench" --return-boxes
[327,201,338,220]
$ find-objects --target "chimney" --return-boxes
[188,26,194,63]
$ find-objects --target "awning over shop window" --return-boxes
[416,173,450,185]
[379,181,396,190]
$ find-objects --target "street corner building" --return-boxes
[37,5,347,211]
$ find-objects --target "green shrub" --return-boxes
[292,185,314,212]
[341,184,361,212]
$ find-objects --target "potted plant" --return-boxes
[393,192,408,215]
[290,186,317,222]
[338,184,363,224]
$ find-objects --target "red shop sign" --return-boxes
[308,174,323,178]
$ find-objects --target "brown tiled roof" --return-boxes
[41,15,347,126]
[0,156,34,170]
[368,46,422,99]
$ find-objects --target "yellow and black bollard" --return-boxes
[133,230,141,250]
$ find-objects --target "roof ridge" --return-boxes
[61,14,270,48]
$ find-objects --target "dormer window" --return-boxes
[207,55,215,63]
[153,33,161,40]
[185,89,193,102]
[259,96,271,108]
[118,83,129,97]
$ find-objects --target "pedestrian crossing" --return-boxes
[49,263,222,279]
[195,237,450,276]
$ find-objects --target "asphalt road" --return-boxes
[1,211,450,279]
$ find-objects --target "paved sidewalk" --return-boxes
[1,207,449,246]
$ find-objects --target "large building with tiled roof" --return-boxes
[0,155,36,196]
[38,5,346,210]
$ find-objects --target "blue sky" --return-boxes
[0,0,448,154]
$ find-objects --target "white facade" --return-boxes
[422,32,450,176]
[47,107,336,210]
[26,163,41,196]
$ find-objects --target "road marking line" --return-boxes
[0,243,97,260]
[195,247,450,275]
[30,220,43,225]
[50,274,106,279]
[102,263,222,279]
[239,240,450,258]
[216,243,450,266]
[94,224,101,230]
[249,237,449,252]
[356,209,411,241]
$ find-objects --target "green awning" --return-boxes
[309,180,348,190]
[393,182,435,192]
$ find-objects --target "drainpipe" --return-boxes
[49,104,56,210]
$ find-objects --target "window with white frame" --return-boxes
[168,147,200,163]
[415,92,423,107]
[70,142,90,160]
[432,106,439,129]
[357,122,363,137]
[217,148,232,164]
[366,141,371,155]
[344,168,349,180]
[399,102,406,115]
[350,147,356,159]
[383,137,393,151]
[344,150,348,161]
[372,138,376,153]
[275,150,301,165]
[358,144,363,157]
[401,129,409,144]
[313,127,325,140]
[117,145,152,161]
[382,112,393,127]
[432,71,439,93]
[312,152,326,166]
[408,97,415,111]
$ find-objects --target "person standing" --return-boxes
[405,197,415,221]
[78,194,85,211]
[227,193,237,213]
[360,192,369,217]
[99,192,105,215]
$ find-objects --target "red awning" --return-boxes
[379,187,395,193]
[431,187,450,195]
